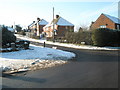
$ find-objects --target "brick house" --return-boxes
[28,21,36,32]
[28,18,48,37]
[90,13,120,30]
[43,15,74,39]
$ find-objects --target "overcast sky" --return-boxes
[0,0,119,31]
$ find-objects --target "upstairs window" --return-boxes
[100,25,106,28]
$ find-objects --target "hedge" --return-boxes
[92,28,120,47]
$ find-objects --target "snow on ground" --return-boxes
[0,44,75,73]
[15,34,120,51]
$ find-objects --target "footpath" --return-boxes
[15,34,120,51]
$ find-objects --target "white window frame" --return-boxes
[117,25,119,30]
[100,25,106,28]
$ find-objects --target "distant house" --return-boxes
[90,13,120,30]
[43,15,74,39]
[28,21,36,31]
[28,18,48,37]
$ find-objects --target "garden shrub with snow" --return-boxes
[1,26,16,47]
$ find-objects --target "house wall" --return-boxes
[57,26,74,37]
[91,14,116,30]
[44,26,53,37]
[44,25,74,38]
[37,24,46,36]
[39,25,44,33]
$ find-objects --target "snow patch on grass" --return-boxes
[1,44,75,73]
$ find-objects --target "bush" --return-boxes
[17,31,26,35]
[31,35,39,39]
[65,32,76,43]
[2,26,16,47]
[92,28,120,47]
[65,31,92,45]
[15,25,22,32]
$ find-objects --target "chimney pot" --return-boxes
[37,17,40,21]
[56,15,59,19]
[91,22,94,24]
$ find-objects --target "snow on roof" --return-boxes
[43,16,74,29]
[56,17,74,26]
[7,27,14,32]
[103,13,120,24]
[28,21,36,27]
[43,23,52,28]
[38,19,48,25]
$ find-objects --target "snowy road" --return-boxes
[2,40,119,88]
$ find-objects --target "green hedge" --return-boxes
[65,31,92,45]
[92,28,120,47]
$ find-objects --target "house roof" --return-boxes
[56,17,74,26]
[38,19,48,25]
[28,19,48,27]
[44,16,74,29]
[51,16,74,26]
[103,13,120,24]
[28,21,36,27]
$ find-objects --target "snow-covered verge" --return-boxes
[15,34,120,51]
[0,44,75,73]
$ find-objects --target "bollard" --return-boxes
[24,42,29,49]
[44,42,45,47]
[11,43,16,51]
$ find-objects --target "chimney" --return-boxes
[91,21,94,24]
[56,15,59,19]
[37,17,40,21]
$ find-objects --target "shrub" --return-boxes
[17,31,26,35]
[92,28,120,47]
[31,35,39,39]
[15,25,22,32]
[2,26,16,47]
[65,31,92,45]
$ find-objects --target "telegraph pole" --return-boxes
[53,7,55,42]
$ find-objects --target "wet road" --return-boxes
[2,40,119,88]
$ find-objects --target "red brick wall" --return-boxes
[36,25,46,36]
[39,25,45,33]
[44,25,74,38]
[91,14,116,30]
[57,26,74,37]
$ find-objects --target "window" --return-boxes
[65,26,68,29]
[100,25,106,28]
[117,25,120,30]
